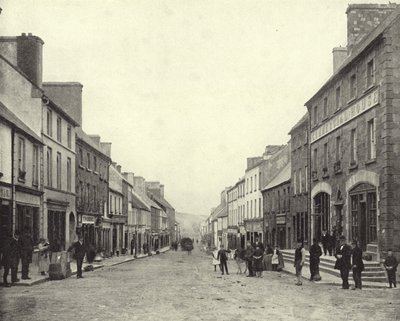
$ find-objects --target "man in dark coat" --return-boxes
[68,235,86,279]
[309,238,322,281]
[334,235,352,289]
[321,230,329,256]
[245,241,255,277]
[130,238,135,255]
[351,240,364,290]
[2,231,21,287]
[19,227,34,280]
[384,249,398,288]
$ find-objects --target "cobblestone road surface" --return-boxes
[0,247,399,321]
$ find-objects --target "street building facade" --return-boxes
[305,3,400,260]
[75,128,111,253]
[262,162,291,249]
[289,113,310,248]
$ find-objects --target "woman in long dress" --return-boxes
[38,238,50,275]
[212,247,220,272]
[253,245,264,278]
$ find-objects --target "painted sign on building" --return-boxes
[310,87,379,143]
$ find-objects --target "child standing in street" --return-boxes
[212,247,220,272]
[384,249,398,288]
[294,239,306,286]
[217,244,231,275]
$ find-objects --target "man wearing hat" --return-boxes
[334,235,352,289]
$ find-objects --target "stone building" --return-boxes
[0,34,45,250]
[109,163,127,255]
[305,4,400,260]
[227,182,239,249]
[289,113,310,248]
[75,128,111,252]
[262,162,291,249]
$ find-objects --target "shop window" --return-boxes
[47,210,66,250]
[56,116,62,143]
[350,74,357,99]
[47,109,52,136]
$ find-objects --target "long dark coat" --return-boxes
[352,246,364,271]
[334,244,352,270]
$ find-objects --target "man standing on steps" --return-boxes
[309,238,322,281]
[68,235,86,279]
[351,240,364,290]
[334,235,352,289]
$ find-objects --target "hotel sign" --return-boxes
[310,87,379,143]
[82,215,95,224]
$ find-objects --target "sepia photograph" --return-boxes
[0,0,400,320]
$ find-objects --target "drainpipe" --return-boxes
[11,128,15,235]
[307,111,312,249]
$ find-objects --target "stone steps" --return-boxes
[282,249,387,283]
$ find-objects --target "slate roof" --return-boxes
[262,162,291,191]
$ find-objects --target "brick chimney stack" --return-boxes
[346,3,397,53]
[332,47,348,73]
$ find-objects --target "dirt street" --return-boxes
[0,247,399,321]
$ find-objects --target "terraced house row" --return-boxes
[202,4,400,269]
[0,33,179,260]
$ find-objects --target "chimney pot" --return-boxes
[28,33,32,36]
[22,33,26,36]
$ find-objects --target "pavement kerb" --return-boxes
[9,247,170,286]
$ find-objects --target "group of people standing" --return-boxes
[1,227,36,287]
[211,238,284,278]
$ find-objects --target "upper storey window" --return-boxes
[367,59,375,88]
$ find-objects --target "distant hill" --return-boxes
[175,212,207,239]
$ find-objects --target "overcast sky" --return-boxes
[0,0,390,216]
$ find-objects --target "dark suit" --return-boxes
[252,242,265,252]
[19,232,33,279]
[309,243,322,280]
[352,246,364,289]
[245,246,255,277]
[2,237,21,284]
[68,241,86,278]
[334,243,352,289]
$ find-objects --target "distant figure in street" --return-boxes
[234,247,246,274]
[351,240,364,290]
[68,235,86,279]
[2,231,21,287]
[271,246,281,272]
[253,245,264,278]
[309,238,322,281]
[294,239,306,286]
[252,237,264,252]
[217,244,231,275]
[38,238,50,276]
[143,243,148,254]
[334,235,352,289]
[131,239,135,255]
[19,226,34,280]
[212,247,220,272]
[321,230,329,256]
[384,249,398,288]
[245,241,255,277]
[262,244,273,271]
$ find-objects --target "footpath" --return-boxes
[0,246,170,287]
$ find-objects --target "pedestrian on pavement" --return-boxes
[253,245,264,278]
[334,235,352,289]
[252,237,264,252]
[294,239,306,286]
[384,249,398,288]
[19,226,34,280]
[271,245,280,272]
[321,230,329,256]
[212,247,220,272]
[351,240,364,290]
[131,239,135,255]
[2,231,21,287]
[234,247,246,274]
[217,244,230,275]
[245,241,255,277]
[309,238,322,281]
[68,235,86,279]
[262,244,273,271]
[38,238,50,276]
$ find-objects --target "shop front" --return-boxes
[244,218,263,245]
[0,184,12,261]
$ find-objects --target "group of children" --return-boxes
[211,240,284,278]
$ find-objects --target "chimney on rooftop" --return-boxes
[346,3,397,53]
[88,135,101,147]
[116,165,122,173]
[100,142,112,158]
[332,47,348,73]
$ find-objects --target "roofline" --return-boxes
[0,54,44,93]
[304,8,400,106]
[261,178,291,192]
[76,136,111,162]
[42,95,80,127]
